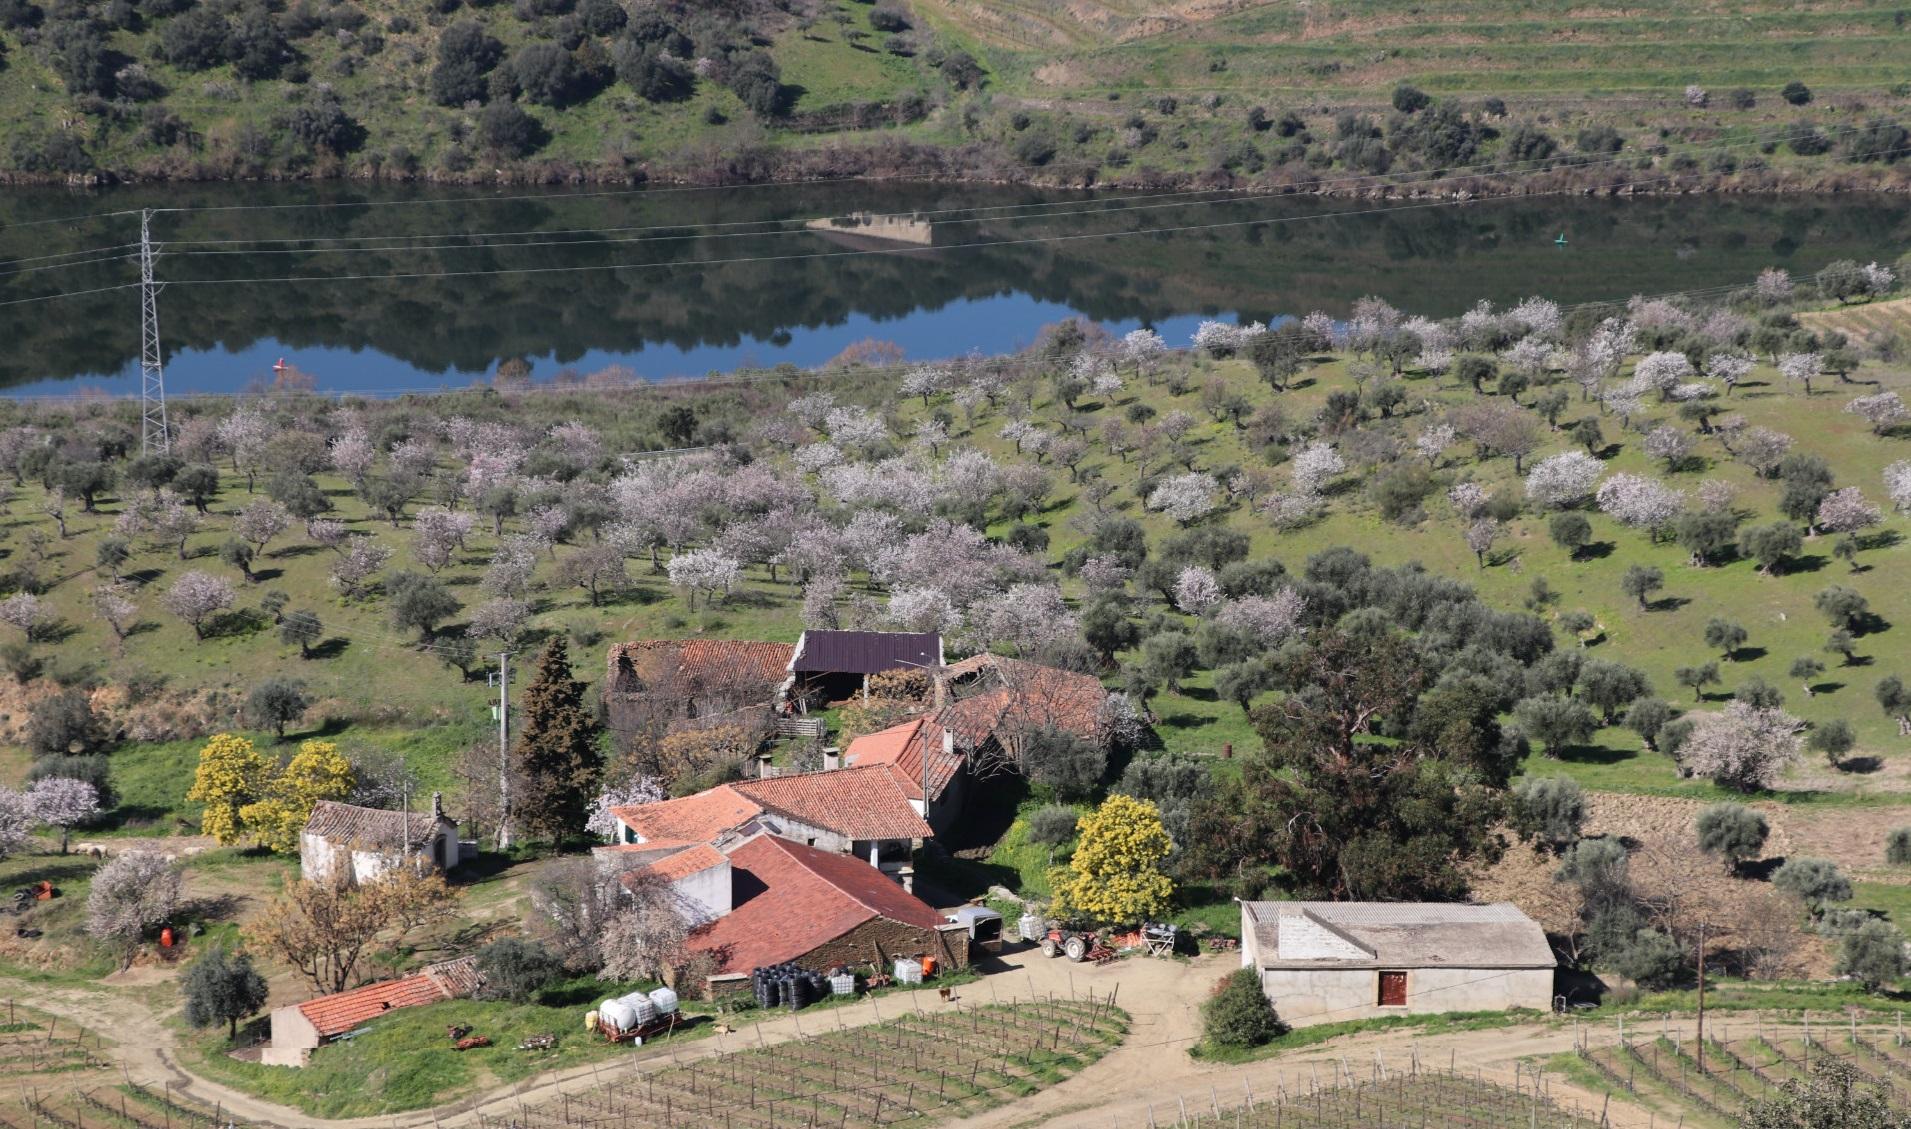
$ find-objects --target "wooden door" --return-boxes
[1377,970,1407,1007]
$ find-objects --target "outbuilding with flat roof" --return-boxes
[1239,901,1557,1026]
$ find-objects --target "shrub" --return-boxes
[1391,83,1430,113]
[26,689,109,759]
[1781,80,1812,105]
[1511,776,1585,854]
[1202,968,1284,1048]
[1835,919,1906,992]
[1886,827,1911,865]
[868,4,909,31]
[245,678,309,740]
[475,937,565,1002]
[1611,928,1686,989]
[1773,856,1851,913]
[510,43,589,106]
[477,101,546,157]
[1695,803,1768,870]
[1025,805,1079,857]
[181,945,270,1038]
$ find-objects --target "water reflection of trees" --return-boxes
[0,184,1905,387]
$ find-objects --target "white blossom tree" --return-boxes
[666,549,741,610]
[306,518,348,552]
[1777,352,1822,395]
[328,540,393,598]
[328,430,377,487]
[969,584,1078,656]
[1464,518,1501,567]
[0,593,45,641]
[1597,473,1686,540]
[216,406,271,491]
[1078,555,1132,594]
[1815,487,1882,536]
[1643,425,1694,470]
[162,571,235,640]
[233,497,291,555]
[1755,267,1793,304]
[468,597,531,645]
[1146,472,1218,525]
[1447,481,1490,519]
[1216,588,1306,645]
[1886,460,1911,513]
[1290,442,1345,495]
[86,851,182,968]
[1173,566,1222,613]
[1862,261,1897,297]
[1414,424,1457,468]
[887,587,962,635]
[1192,320,1245,357]
[1845,391,1908,434]
[824,406,889,454]
[1524,451,1605,508]
[0,788,32,862]
[1121,328,1167,375]
[1697,479,1738,514]
[1681,701,1803,791]
[27,778,98,853]
[92,584,138,645]
[1258,490,1322,530]
[412,507,477,573]
[1704,351,1755,395]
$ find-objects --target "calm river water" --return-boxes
[1,182,1906,395]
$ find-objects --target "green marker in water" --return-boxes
[1555,232,1569,246]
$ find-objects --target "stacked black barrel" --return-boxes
[750,963,833,1011]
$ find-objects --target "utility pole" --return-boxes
[137,209,169,456]
[490,651,515,850]
[1696,920,1707,1076]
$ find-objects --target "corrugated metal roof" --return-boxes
[1243,902,1556,971]
[790,631,940,675]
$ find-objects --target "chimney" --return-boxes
[1222,743,1233,760]
[431,791,444,820]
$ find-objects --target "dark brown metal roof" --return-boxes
[790,631,940,675]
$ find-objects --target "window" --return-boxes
[1378,970,1407,1007]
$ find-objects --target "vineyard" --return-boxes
[1150,1070,1603,1129]
[1575,1020,1911,1126]
[487,998,1127,1129]
[15,1082,246,1129]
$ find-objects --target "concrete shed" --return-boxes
[1239,902,1556,1026]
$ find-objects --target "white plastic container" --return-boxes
[618,992,658,1025]
[647,987,679,1015]
[829,973,856,997]
[1018,913,1044,941]
[893,958,923,985]
[599,999,637,1032]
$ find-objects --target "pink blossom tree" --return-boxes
[1682,701,1802,791]
[27,777,98,853]
[163,570,236,639]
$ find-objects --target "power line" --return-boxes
[0,208,138,234]
[159,157,1902,292]
[151,127,1835,259]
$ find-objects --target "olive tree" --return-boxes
[1695,803,1768,872]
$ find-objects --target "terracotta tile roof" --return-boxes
[607,640,793,695]
[303,801,448,851]
[790,631,941,675]
[609,768,930,846]
[295,957,479,1039]
[734,767,933,841]
[687,835,946,973]
[842,718,963,802]
[938,655,1108,745]
[643,843,729,883]
[608,786,765,844]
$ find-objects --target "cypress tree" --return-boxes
[512,638,603,846]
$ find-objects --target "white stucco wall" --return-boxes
[1258,966,1555,1027]
[264,1005,320,1067]
[671,861,732,925]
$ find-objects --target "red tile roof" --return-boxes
[609,769,930,845]
[842,718,963,802]
[644,843,729,883]
[295,957,478,1039]
[608,786,765,844]
[734,767,932,841]
[607,640,793,696]
[687,835,946,973]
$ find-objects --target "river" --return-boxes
[1,182,1906,396]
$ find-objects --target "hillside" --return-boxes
[2,0,1911,187]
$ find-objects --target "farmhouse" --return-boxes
[840,716,966,834]
[788,629,942,704]
[599,765,933,887]
[261,956,482,1067]
[1239,902,1556,1026]
[300,796,461,885]
[679,832,969,998]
